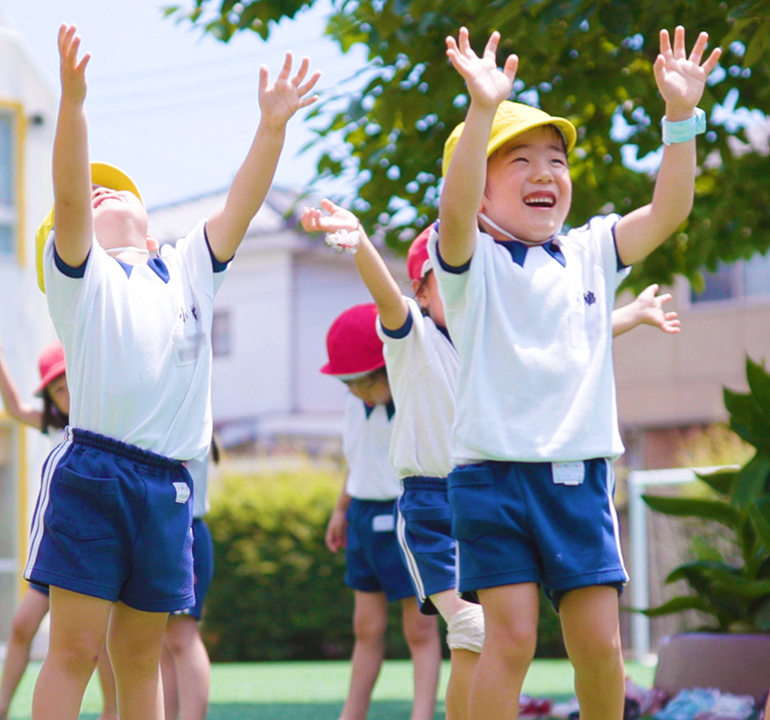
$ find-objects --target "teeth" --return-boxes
[525,199,554,207]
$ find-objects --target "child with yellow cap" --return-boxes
[430,25,721,720]
[24,22,318,720]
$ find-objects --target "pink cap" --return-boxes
[34,340,66,397]
[406,226,433,282]
[320,303,385,376]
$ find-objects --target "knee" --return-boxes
[352,610,388,644]
[402,613,439,649]
[570,630,623,674]
[485,621,537,667]
[49,641,102,677]
[10,612,38,645]
[446,605,485,654]
[164,621,194,657]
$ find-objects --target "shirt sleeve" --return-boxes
[44,231,105,326]
[164,219,230,300]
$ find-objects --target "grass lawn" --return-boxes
[8,658,656,719]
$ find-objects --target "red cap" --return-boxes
[406,226,433,282]
[320,303,385,376]
[34,340,66,397]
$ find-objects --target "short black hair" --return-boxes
[41,389,68,434]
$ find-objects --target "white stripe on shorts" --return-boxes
[604,459,629,583]
[25,433,72,577]
[396,506,427,602]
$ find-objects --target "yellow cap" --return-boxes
[442,101,577,178]
[35,162,143,292]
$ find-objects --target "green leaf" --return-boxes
[641,595,711,617]
[724,388,770,454]
[696,467,739,497]
[748,496,770,549]
[642,494,742,529]
[693,535,724,563]
[732,452,770,508]
[746,356,770,423]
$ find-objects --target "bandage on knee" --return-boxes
[445,604,485,654]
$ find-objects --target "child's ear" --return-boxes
[146,235,159,253]
[412,278,429,310]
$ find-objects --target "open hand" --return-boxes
[637,284,681,334]
[654,27,721,120]
[58,23,90,105]
[301,199,359,235]
[445,28,518,111]
[258,53,320,128]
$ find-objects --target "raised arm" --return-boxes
[301,200,408,331]
[0,344,43,430]
[615,27,721,266]
[438,28,518,267]
[612,284,681,337]
[52,24,93,269]
[206,54,320,263]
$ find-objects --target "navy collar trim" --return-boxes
[114,256,171,283]
[363,400,396,420]
[497,238,566,268]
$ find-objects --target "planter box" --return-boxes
[654,633,770,702]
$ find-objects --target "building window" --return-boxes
[212,310,231,357]
[691,252,770,304]
[0,111,17,256]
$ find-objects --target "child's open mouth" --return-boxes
[523,192,556,208]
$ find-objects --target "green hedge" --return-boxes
[202,463,566,661]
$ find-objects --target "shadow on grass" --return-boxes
[80,700,418,720]
[207,700,416,720]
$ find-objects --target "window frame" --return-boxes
[0,100,25,265]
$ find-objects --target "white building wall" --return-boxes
[211,247,295,444]
[0,24,56,651]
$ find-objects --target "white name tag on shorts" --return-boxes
[173,482,191,504]
[552,462,585,486]
[372,514,395,532]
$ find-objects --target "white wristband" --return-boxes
[661,108,706,146]
[325,227,361,254]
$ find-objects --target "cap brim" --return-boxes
[487,118,576,158]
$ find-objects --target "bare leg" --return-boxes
[95,645,119,720]
[470,583,539,720]
[31,587,112,720]
[161,644,179,720]
[107,601,169,720]
[163,615,210,720]
[0,588,49,720]
[338,590,388,720]
[559,586,624,720]
[431,591,482,720]
[400,596,441,720]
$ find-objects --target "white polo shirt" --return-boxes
[343,392,401,500]
[377,298,458,480]
[43,219,228,463]
[428,215,628,465]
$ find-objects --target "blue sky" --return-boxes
[0,0,366,208]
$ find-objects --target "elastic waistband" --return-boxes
[70,428,182,468]
[402,476,447,491]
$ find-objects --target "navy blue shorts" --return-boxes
[396,477,476,615]
[28,580,49,597]
[24,428,195,613]
[448,458,628,608]
[172,517,214,620]
[345,498,414,603]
